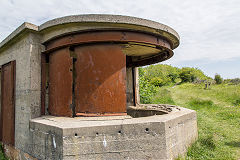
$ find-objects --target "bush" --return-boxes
[150,77,164,87]
[179,69,195,83]
[214,74,223,84]
[230,78,240,85]
[139,65,211,89]
[139,68,157,104]
[168,73,178,83]
[233,98,240,106]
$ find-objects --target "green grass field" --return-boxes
[151,83,240,160]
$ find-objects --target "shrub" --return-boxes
[168,73,178,83]
[230,78,240,85]
[150,77,164,87]
[179,69,195,83]
[214,74,223,84]
[139,68,157,104]
[233,98,240,106]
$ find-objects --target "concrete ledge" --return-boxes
[0,22,38,50]
[0,14,180,52]
[39,14,179,48]
[39,14,179,47]
[29,107,197,160]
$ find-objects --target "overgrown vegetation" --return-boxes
[0,144,7,160]
[139,64,240,160]
[215,74,223,84]
[139,64,212,103]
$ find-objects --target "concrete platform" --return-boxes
[29,107,197,160]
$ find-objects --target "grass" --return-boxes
[0,144,7,160]
[151,83,240,160]
[151,87,175,104]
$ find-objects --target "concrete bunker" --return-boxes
[0,14,197,160]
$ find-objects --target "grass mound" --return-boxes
[151,83,240,160]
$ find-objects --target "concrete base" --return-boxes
[25,107,197,160]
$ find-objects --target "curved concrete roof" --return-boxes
[40,14,180,49]
[0,14,180,52]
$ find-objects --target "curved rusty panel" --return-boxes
[43,31,172,67]
[48,48,73,117]
[44,31,171,52]
[74,44,126,114]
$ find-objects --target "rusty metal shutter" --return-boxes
[74,44,126,115]
[48,48,73,117]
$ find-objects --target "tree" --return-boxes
[168,73,178,83]
[214,74,223,84]
[179,69,193,82]
[150,77,165,87]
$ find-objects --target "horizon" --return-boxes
[1,0,239,79]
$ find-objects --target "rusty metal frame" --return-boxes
[42,30,174,117]
[43,30,173,67]
[41,54,46,115]
[0,61,16,146]
[44,31,172,52]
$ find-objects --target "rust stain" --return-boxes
[44,31,171,53]
[74,44,126,115]
[48,48,73,117]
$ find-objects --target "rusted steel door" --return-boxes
[74,44,126,115]
[0,61,15,146]
[41,54,47,115]
[48,48,73,117]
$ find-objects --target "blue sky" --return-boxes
[1,0,240,78]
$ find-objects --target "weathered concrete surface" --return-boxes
[0,22,38,51]
[0,32,43,156]
[29,107,197,160]
[39,14,180,48]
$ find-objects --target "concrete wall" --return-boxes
[0,32,43,155]
[29,107,197,160]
